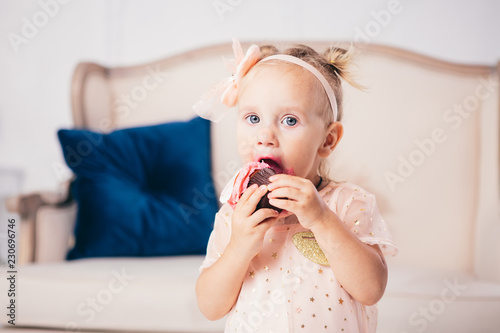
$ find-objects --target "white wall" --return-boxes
[1,0,499,193]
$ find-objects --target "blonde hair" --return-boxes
[258,44,364,124]
[240,43,364,180]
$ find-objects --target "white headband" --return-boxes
[193,39,338,122]
[259,55,338,121]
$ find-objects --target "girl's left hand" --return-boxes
[267,174,331,229]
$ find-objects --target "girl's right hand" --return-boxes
[229,184,279,261]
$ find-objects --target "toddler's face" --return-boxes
[236,66,329,182]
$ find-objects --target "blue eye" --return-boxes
[282,116,298,127]
[246,114,260,124]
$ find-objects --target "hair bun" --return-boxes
[324,46,365,91]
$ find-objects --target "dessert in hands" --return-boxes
[222,159,289,212]
[247,167,279,212]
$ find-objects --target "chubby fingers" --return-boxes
[253,208,280,226]
[267,174,311,191]
[267,183,300,197]
[238,184,263,213]
[238,184,279,220]
[267,174,319,212]
[267,174,316,201]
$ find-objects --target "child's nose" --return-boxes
[257,127,278,147]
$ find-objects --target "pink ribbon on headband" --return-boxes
[221,41,261,108]
[193,39,260,122]
[193,39,338,122]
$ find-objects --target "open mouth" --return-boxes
[257,157,284,174]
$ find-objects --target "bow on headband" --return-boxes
[193,39,338,122]
[193,39,261,122]
[221,40,260,107]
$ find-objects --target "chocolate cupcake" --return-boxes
[248,168,282,212]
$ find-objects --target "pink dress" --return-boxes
[200,181,397,332]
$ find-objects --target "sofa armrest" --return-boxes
[5,180,75,264]
[35,202,77,262]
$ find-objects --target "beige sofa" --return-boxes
[2,41,500,332]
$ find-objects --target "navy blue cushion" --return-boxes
[58,117,218,260]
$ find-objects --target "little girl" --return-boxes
[195,40,397,332]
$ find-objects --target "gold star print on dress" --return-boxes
[199,181,397,332]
